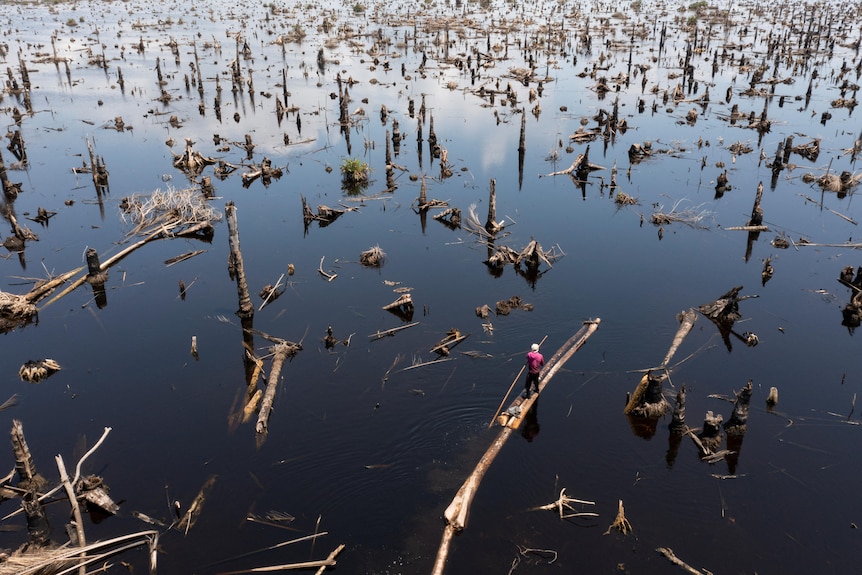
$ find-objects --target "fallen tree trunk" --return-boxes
[256,343,298,434]
[432,319,601,575]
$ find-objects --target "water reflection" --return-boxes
[520,400,540,443]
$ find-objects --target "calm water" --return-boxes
[2,0,861,572]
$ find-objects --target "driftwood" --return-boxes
[604,499,632,535]
[656,547,711,575]
[698,286,759,351]
[1,424,147,574]
[317,256,337,281]
[433,320,600,575]
[34,188,218,312]
[430,328,469,355]
[258,274,286,311]
[173,138,216,176]
[368,321,420,340]
[485,245,519,269]
[177,474,217,536]
[256,342,301,434]
[530,488,597,519]
[0,530,160,575]
[660,309,697,369]
[432,207,461,228]
[382,293,413,320]
[516,240,553,270]
[301,195,347,228]
[544,145,605,177]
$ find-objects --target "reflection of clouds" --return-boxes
[480,130,508,172]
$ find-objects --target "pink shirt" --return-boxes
[526,351,544,374]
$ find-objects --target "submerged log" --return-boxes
[430,328,469,355]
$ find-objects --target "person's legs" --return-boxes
[525,372,539,396]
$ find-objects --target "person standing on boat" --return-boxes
[524,343,544,398]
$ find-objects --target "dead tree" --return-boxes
[226,202,254,318]
[624,370,670,418]
[698,286,759,351]
[724,380,753,436]
[484,179,504,235]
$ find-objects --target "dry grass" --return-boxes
[0,530,159,575]
[120,186,222,237]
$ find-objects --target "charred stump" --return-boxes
[624,370,670,418]
[698,286,758,351]
[383,293,414,322]
[669,385,687,433]
[697,410,723,454]
[724,380,753,436]
[85,248,109,308]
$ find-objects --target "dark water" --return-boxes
[2,0,861,573]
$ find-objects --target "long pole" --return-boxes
[487,335,548,429]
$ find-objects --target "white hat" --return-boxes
[531,343,539,351]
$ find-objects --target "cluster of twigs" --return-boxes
[120,186,221,238]
[650,198,713,228]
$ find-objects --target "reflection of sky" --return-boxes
[5,6,862,575]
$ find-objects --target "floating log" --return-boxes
[256,342,300,434]
[544,145,605,177]
[368,321,420,340]
[434,319,600,575]
[177,475,217,536]
[656,547,711,575]
[660,309,697,369]
[430,328,469,355]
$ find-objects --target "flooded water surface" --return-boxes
[1,0,861,573]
